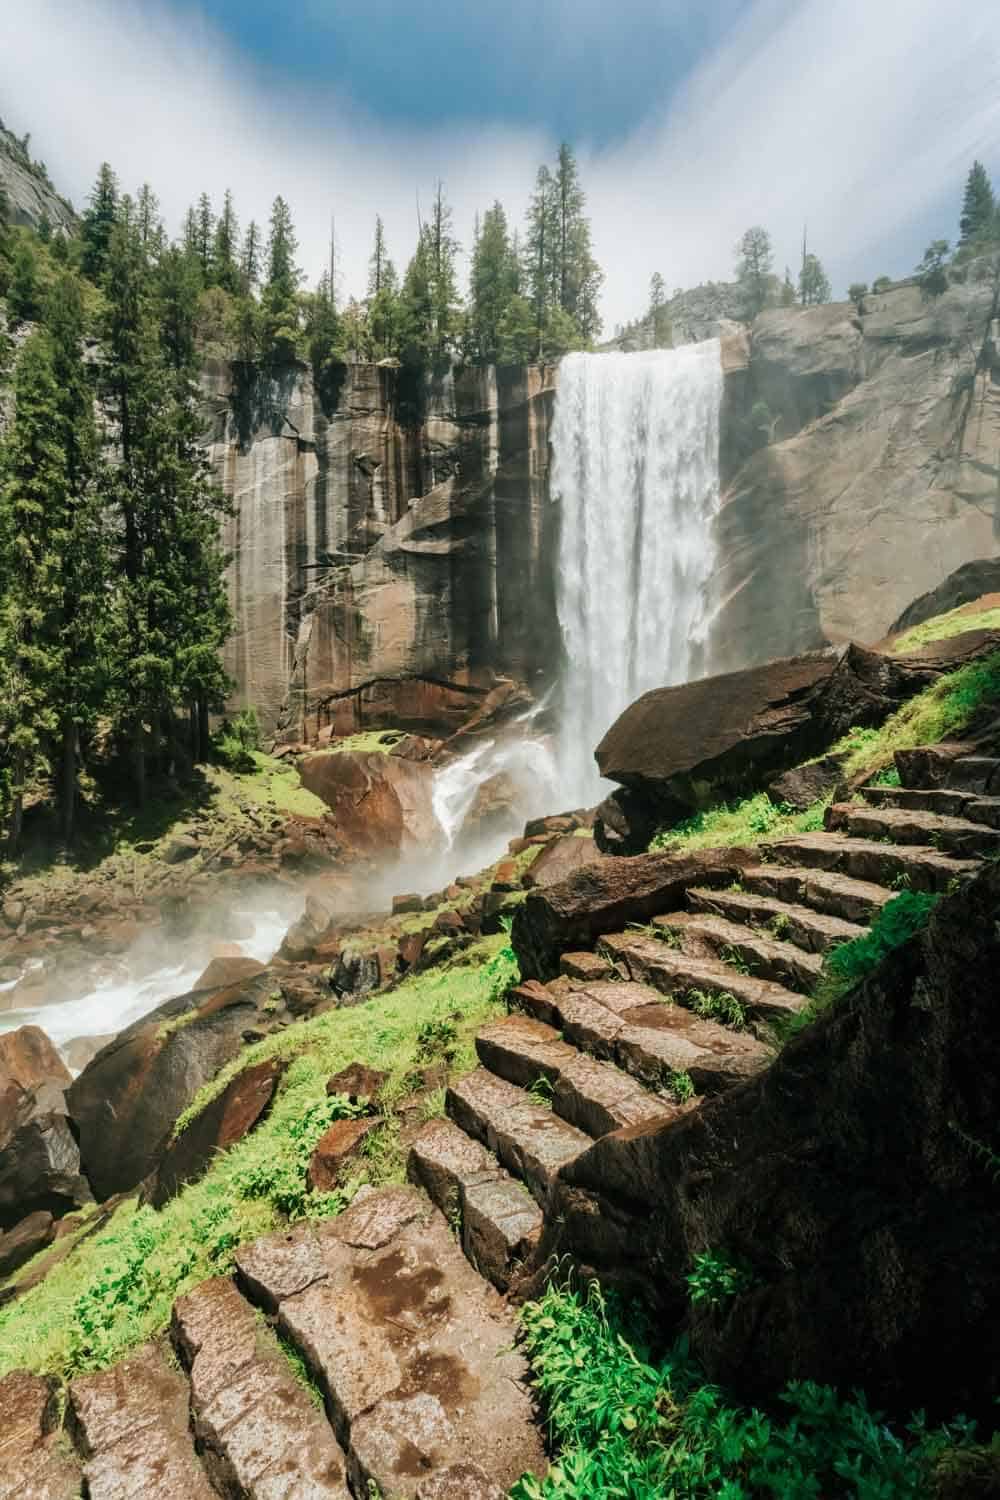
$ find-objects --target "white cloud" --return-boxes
[2,0,998,325]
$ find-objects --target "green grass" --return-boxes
[510,1279,992,1499]
[650,793,828,854]
[321,730,406,756]
[892,605,1000,654]
[0,934,516,1381]
[830,651,1000,782]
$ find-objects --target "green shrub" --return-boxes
[212,706,261,773]
[824,890,939,991]
[650,794,828,854]
[685,1250,756,1307]
[511,1280,986,1499]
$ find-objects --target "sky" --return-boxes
[2,0,999,328]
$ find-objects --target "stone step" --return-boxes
[475,1014,677,1137]
[515,973,770,1095]
[234,1187,546,1499]
[686,885,866,954]
[0,1369,81,1500]
[68,1341,217,1499]
[895,745,1000,793]
[764,833,979,893]
[407,1117,542,1291]
[447,1069,593,1203]
[740,863,893,923]
[171,1275,351,1498]
[861,784,1000,829]
[826,801,1000,860]
[599,932,808,1025]
[651,911,822,992]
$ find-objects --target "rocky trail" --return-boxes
[2,740,999,1497]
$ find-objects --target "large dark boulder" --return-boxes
[0,1026,90,1230]
[511,847,755,982]
[67,969,282,1201]
[537,860,1000,1423]
[522,833,604,890]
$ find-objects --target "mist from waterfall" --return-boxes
[551,343,724,806]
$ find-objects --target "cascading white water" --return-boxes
[551,342,724,805]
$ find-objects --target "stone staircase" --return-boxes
[5,747,999,1499]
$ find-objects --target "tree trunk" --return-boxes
[60,719,76,845]
[6,747,27,859]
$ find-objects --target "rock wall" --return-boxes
[210,261,1000,740]
[204,361,558,737]
[0,125,76,234]
[712,261,1000,669]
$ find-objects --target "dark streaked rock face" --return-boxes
[208,361,559,738]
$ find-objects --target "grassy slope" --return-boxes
[0,934,514,1379]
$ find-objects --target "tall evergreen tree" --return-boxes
[241,219,261,291]
[195,192,214,277]
[649,272,671,347]
[42,271,105,841]
[428,182,460,359]
[367,217,399,359]
[735,226,774,318]
[260,196,301,359]
[524,165,559,356]
[6,239,40,325]
[135,183,162,256]
[553,143,603,342]
[959,160,996,247]
[80,162,119,281]
[212,189,241,293]
[398,227,434,367]
[799,252,832,305]
[469,201,518,363]
[0,334,64,849]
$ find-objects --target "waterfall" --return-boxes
[551,343,723,805]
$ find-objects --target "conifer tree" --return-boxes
[135,183,162,256]
[428,182,460,359]
[305,272,343,391]
[959,161,996,247]
[735,226,774,318]
[398,227,434,367]
[212,189,241,293]
[43,271,105,840]
[241,219,261,291]
[367,217,399,358]
[524,165,559,356]
[649,272,671,347]
[261,196,301,359]
[469,202,518,363]
[80,162,119,281]
[799,252,832,305]
[6,238,40,325]
[554,143,603,341]
[195,192,214,277]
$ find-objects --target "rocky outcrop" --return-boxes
[207,360,558,737]
[887,558,1000,634]
[535,857,1000,1423]
[67,969,288,1200]
[298,748,438,857]
[593,636,999,827]
[0,123,76,234]
[0,1026,90,1230]
[712,262,1000,667]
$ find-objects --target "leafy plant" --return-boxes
[668,1070,695,1104]
[687,989,748,1030]
[510,1279,982,1499]
[415,1018,459,1064]
[686,1249,756,1307]
[528,1073,556,1109]
[719,944,752,976]
[768,911,790,939]
[871,764,902,788]
[212,707,261,773]
[823,890,938,994]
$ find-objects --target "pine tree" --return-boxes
[6,238,40,324]
[42,271,105,841]
[469,201,518,363]
[398,227,434,367]
[959,161,996,247]
[212,189,241,293]
[496,294,538,363]
[735,226,774,318]
[554,143,603,342]
[260,196,301,360]
[305,272,343,392]
[136,183,162,256]
[195,192,214,277]
[524,165,559,356]
[780,267,797,307]
[241,220,261,292]
[0,334,64,848]
[428,182,460,359]
[799,252,831,306]
[649,272,671,347]
[80,162,119,281]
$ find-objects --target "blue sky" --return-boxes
[2,0,998,326]
[188,0,742,145]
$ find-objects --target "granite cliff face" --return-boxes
[0,124,76,234]
[205,361,558,737]
[211,263,1000,739]
[711,261,1000,669]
